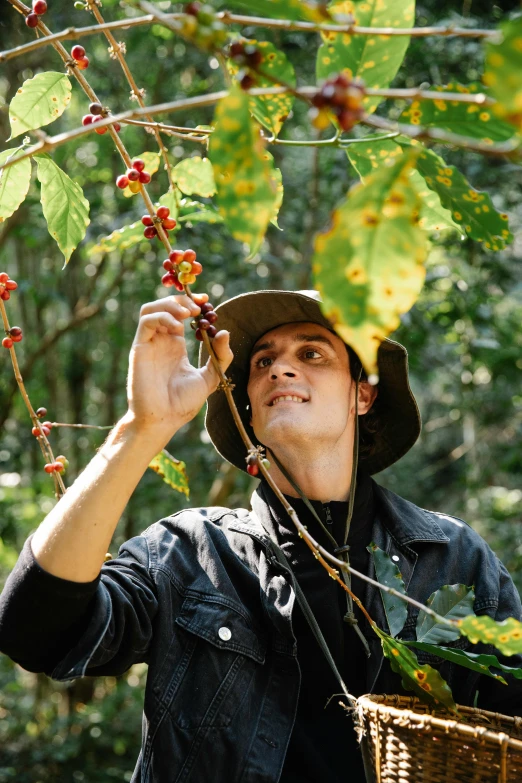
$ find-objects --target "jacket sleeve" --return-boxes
[0,532,158,682]
[476,557,522,717]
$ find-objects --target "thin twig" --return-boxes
[50,422,113,430]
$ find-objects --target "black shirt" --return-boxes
[258,472,375,783]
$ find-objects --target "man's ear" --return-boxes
[358,381,378,415]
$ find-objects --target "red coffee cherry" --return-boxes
[32,0,47,13]
[161,271,177,287]
[191,261,203,276]
[36,407,47,418]
[240,73,256,91]
[42,426,51,436]
[139,171,151,184]
[93,117,107,135]
[82,114,94,126]
[42,421,53,430]
[116,175,129,189]
[55,455,69,471]
[44,463,56,474]
[143,226,157,239]
[246,455,259,476]
[207,325,217,338]
[126,168,139,182]
[183,249,197,263]
[169,249,184,264]
[0,273,8,284]
[71,45,86,60]
[198,318,210,331]
[53,461,65,473]
[195,328,203,341]
[89,102,103,115]
[185,1,201,15]
[205,310,218,324]
[200,302,214,315]
[25,12,39,26]
[5,279,17,290]
[132,159,145,172]
[31,426,41,436]
[162,217,176,230]
[1,290,11,301]
[162,259,174,272]
[9,327,22,343]
[112,122,121,133]
[2,337,13,349]
[75,56,90,71]
[156,206,170,220]
[141,215,154,227]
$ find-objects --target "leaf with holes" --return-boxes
[403,642,522,685]
[123,152,161,198]
[149,450,189,498]
[346,139,461,235]
[316,0,415,115]
[223,0,330,22]
[400,82,516,143]
[173,156,216,198]
[368,542,408,637]
[459,615,522,656]
[35,155,90,265]
[416,584,475,644]
[209,86,277,253]
[0,147,31,223]
[484,16,522,130]
[8,72,72,140]
[227,39,295,137]
[313,148,427,376]
[376,628,457,712]
[398,138,513,250]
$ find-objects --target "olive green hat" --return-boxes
[198,289,421,475]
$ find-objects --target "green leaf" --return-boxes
[400,82,516,143]
[376,628,457,712]
[416,584,475,644]
[459,614,522,656]
[8,72,72,140]
[0,147,31,223]
[398,138,513,250]
[173,156,216,197]
[346,139,461,235]
[227,39,295,137]
[35,155,90,265]
[484,16,522,130]
[209,86,277,253]
[158,190,180,221]
[403,641,522,685]
[312,148,428,376]
[367,542,408,637]
[148,450,189,498]
[267,150,283,229]
[123,151,160,198]
[221,0,331,22]
[90,221,147,256]
[316,0,415,114]
[178,208,223,224]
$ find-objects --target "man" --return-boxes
[0,289,520,783]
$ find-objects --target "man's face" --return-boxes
[247,321,363,455]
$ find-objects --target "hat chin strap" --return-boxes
[268,371,371,658]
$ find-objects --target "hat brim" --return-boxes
[199,290,421,475]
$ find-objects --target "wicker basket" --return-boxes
[355,694,522,783]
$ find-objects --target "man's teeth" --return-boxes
[272,396,305,406]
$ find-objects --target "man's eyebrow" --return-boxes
[249,333,335,361]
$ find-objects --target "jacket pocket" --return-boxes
[166,594,266,730]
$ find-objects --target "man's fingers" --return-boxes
[134,312,185,344]
[139,295,202,321]
[201,330,234,391]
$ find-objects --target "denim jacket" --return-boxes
[28,482,522,782]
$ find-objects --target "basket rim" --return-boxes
[357,694,522,750]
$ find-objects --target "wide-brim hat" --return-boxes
[199,289,421,475]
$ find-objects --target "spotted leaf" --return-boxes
[222,0,331,22]
[0,147,31,223]
[484,16,522,131]
[149,450,189,498]
[346,139,461,235]
[404,642,522,685]
[173,156,216,198]
[123,151,160,198]
[416,584,475,645]
[368,542,407,637]
[312,149,428,376]
[227,39,295,137]
[8,72,72,140]
[35,154,90,265]
[316,0,415,114]
[459,615,522,656]
[209,86,277,253]
[398,138,513,250]
[376,628,457,712]
[400,82,516,143]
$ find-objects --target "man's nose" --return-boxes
[270,357,298,379]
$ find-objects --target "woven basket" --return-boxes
[355,694,522,783]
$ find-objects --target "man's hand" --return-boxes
[126,293,233,437]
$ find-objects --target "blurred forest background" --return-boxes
[1,0,521,780]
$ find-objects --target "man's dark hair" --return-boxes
[346,345,383,461]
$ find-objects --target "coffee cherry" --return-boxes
[139,171,151,184]
[31,426,41,436]
[42,426,51,436]
[125,168,139,182]
[162,259,174,272]
[55,455,69,471]
[5,279,17,290]
[183,249,197,263]
[82,114,94,126]
[0,273,8,283]
[141,215,154,227]
[89,102,103,115]
[76,56,90,70]
[93,116,107,135]
[2,337,13,349]
[71,45,86,60]
[44,463,56,473]
[32,0,47,13]
[53,460,65,473]
[240,73,256,91]
[9,327,22,343]
[1,290,10,301]
[178,272,196,285]
[179,261,193,274]
[200,302,214,315]
[261,458,271,470]
[116,175,129,189]
[143,226,157,239]
[185,1,201,15]
[36,407,47,418]
[169,249,184,264]
[246,454,259,477]
[42,421,53,430]
[191,261,203,275]
[128,181,141,194]
[195,328,203,341]
[198,318,210,331]
[161,271,177,287]
[112,122,121,133]
[132,159,145,172]
[25,12,39,27]
[156,206,170,220]
[162,217,176,230]
[205,310,218,324]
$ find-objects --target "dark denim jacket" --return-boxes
[42,482,522,782]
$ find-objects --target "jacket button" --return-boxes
[218,626,232,641]
[392,555,400,562]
